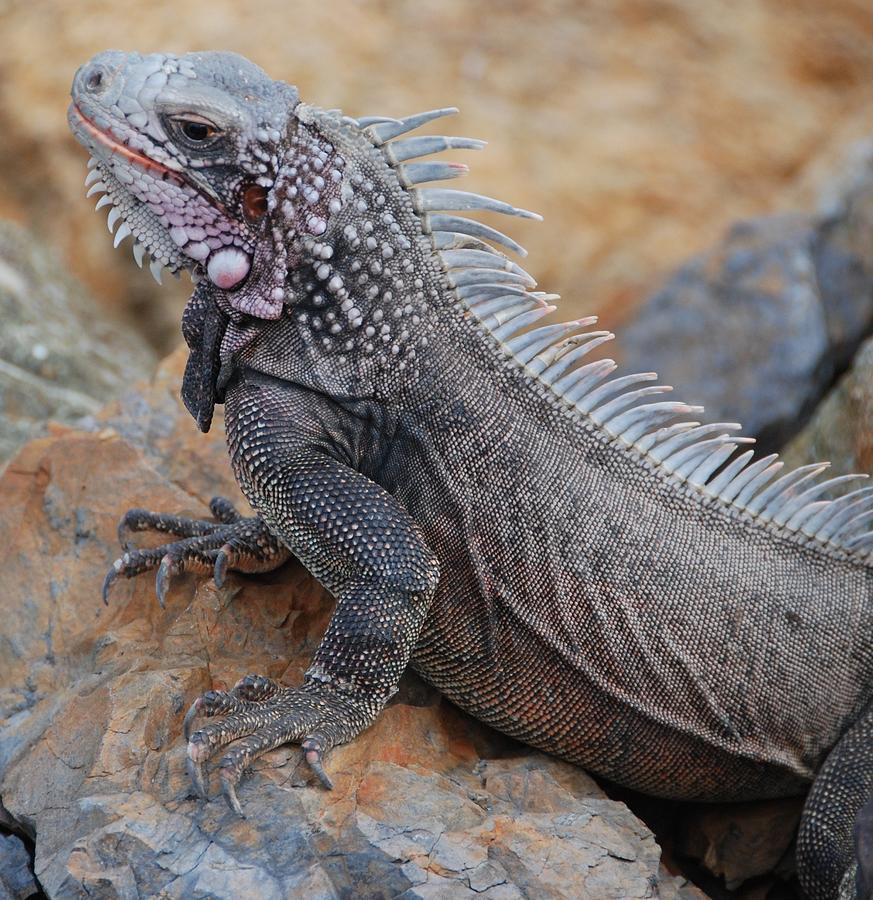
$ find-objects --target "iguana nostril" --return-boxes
[84,66,104,92]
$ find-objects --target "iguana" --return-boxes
[68,50,873,899]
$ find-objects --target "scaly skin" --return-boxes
[69,50,873,898]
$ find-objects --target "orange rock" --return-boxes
[0,358,701,898]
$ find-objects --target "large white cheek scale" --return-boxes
[207,247,251,290]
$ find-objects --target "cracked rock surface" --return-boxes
[0,347,703,899]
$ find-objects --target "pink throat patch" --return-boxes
[206,247,252,290]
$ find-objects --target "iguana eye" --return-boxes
[171,115,219,144]
[182,121,213,141]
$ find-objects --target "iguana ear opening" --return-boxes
[205,175,288,318]
[242,184,268,223]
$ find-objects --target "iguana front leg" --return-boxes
[182,374,440,810]
[187,381,438,809]
[111,374,439,811]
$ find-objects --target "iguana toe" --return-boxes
[182,682,371,809]
[117,506,218,545]
[208,496,242,523]
[102,501,291,605]
[232,674,281,702]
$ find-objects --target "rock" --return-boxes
[0,348,697,899]
[813,140,873,358]
[674,798,802,891]
[614,152,873,454]
[0,832,39,899]
[781,333,873,479]
[0,221,156,463]
[615,214,828,453]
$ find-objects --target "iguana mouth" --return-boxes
[70,104,184,184]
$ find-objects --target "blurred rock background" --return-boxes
[4,0,873,352]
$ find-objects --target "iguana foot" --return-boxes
[103,496,291,606]
[183,675,373,813]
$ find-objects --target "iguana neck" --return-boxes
[221,111,455,406]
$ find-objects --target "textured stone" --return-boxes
[674,798,802,891]
[0,350,698,899]
[615,154,873,453]
[781,333,873,479]
[616,214,827,453]
[0,220,155,462]
[0,832,38,900]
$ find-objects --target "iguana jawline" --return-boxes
[70,104,182,184]
[72,101,236,223]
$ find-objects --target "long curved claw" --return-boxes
[186,753,210,800]
[187,736,213,800]
[220,768,246,816]
[183,696,204,741]
[302,740,334,790]
[102,562,121,605]
[155,554,177,608]
[116,515,137,551]
[214,544,231,588]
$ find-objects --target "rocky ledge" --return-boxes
[0,348,707,899]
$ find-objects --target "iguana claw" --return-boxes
[155,554,177,608]
[220,770,245,816]
[213,544,232,588]
[183,696,204,742]
[186,754,209,800]
[100,497,291,606]
[302,740,334,790]
[101,564,120,605]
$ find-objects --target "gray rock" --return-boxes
[616,149,873,454]
[0,221,155,462]
[617,214,829,453]
[0,832,38,899]
[781,333,873,480]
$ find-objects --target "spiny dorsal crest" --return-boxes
[345,106,873,564]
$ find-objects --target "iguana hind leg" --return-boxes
[103,496,291,606]
[797,703,873,899]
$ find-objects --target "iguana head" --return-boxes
[70,50,542,333]
[70,50,550,391]
[69,50,303,317]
